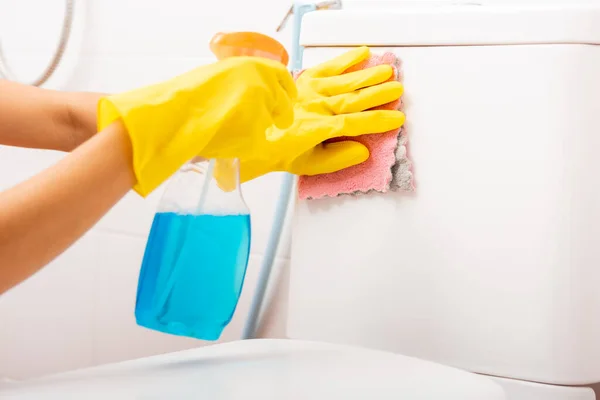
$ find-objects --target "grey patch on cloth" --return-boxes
[390,127,414,192]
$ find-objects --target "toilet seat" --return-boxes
[0,339,505,399]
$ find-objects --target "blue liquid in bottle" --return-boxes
[135,212,251,340]
[134,157,252,341]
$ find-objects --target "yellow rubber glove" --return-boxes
[97,56,296,197]
[237,46,405,183]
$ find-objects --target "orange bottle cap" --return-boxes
[209,32,289,66]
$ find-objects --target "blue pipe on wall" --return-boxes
[241,2,317,340]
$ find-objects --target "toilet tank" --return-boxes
[287,3,600,386]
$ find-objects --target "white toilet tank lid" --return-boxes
[300,4,600,47]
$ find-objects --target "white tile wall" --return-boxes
[0,232,97,379]
[0,0,295,380]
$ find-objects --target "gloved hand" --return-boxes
[237,46,405,183]
[97,56,296,197]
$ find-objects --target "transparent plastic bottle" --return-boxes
[135,157,251,340]
[134,32,288,341]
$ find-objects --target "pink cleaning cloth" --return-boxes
[297,52,414,200]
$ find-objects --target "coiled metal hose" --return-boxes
[0,0,74,87]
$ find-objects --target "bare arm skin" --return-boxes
[0,79,103,151]
[0,120,136,295]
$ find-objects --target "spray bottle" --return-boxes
[134,32,289,341]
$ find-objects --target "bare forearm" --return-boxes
[0,121,135,294]
[0,80,104,151]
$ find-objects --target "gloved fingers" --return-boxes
[324,81,404,114]
[304,46,370,78]
[267,58,297,100]
[271,80,296,129]
[295,141,370,175]
[329,109,406,138]
[239,160,269,184]
[267,60,297,129]
[316,64,394,96]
